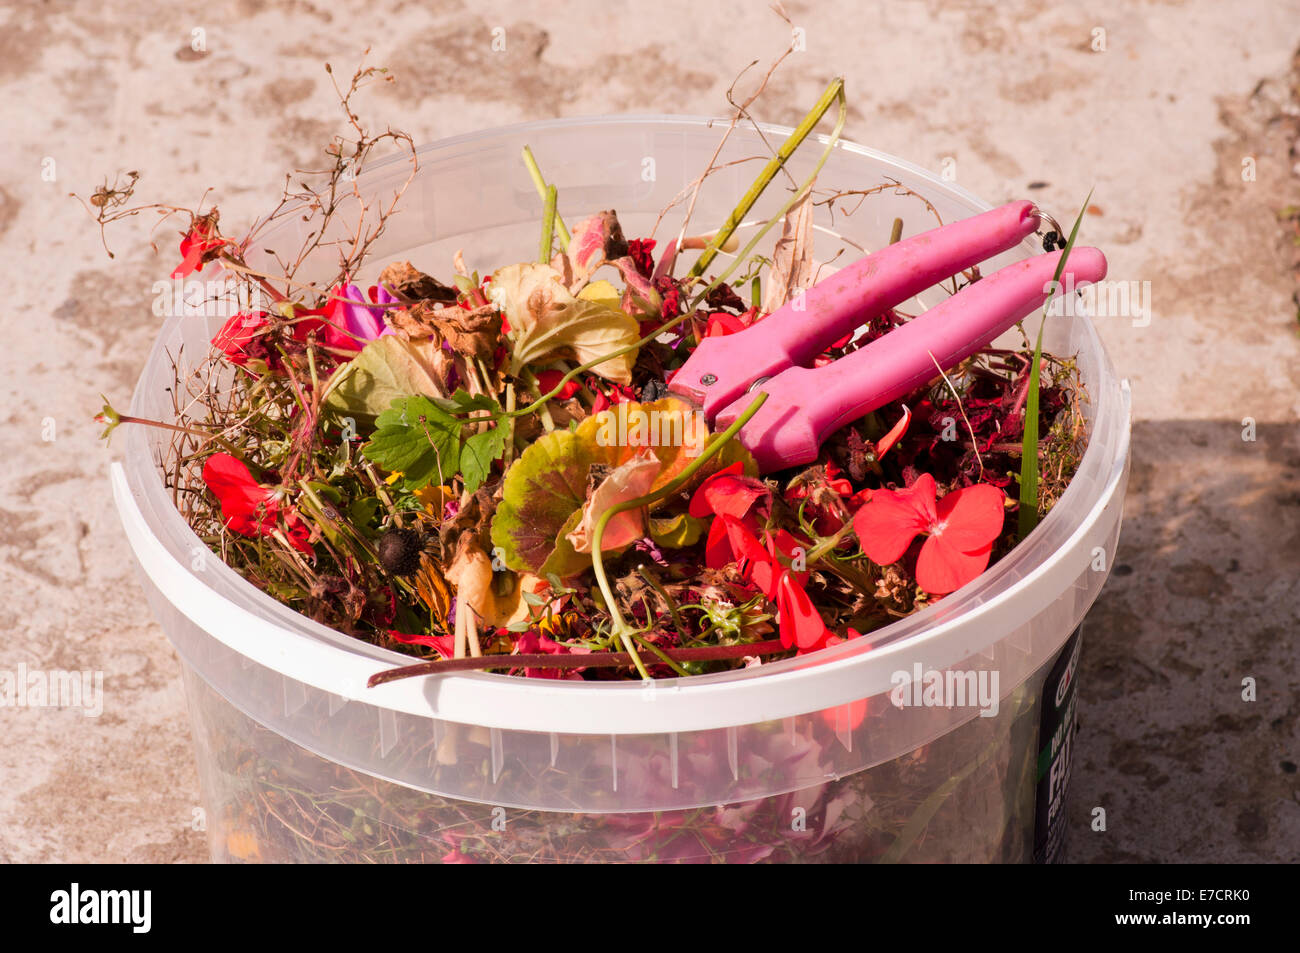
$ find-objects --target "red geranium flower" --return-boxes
[715,514,830,652]
[201,453,312,554]
[852,473,1005,595]
[589,382,636,414]
[211,311,270,367]
[171,215,227,279]
[703,307,757,338]
[689,462,771,568]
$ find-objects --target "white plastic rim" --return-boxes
[113,114,1132,738]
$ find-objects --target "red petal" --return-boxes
[389,630,455,656]
[721,515,780,598]
[934,483,1006,552]
[536,369,580,400]
[202,453,272,519]
[875,405,912,459]
[170,242,206,279]
[703,517,734,570]
[211,311,268,366]
[852,490,929,566]
[705,312,746,337]
[905,473,939,523]
[776,573,829,650]
[689,462,768,519]
[915,537,992,595]
[823,461,853,497]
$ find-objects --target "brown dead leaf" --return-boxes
[387,301,502,363]
[376,260,459,302]
[414,554,453,631]
[761,185,816,315]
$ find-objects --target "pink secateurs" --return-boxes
[668,201,1107,473]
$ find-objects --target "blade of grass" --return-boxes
[521,145,571,251]
[1017,189,1093,539]
[539,183,557,263]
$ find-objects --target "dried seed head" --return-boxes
[377,526,423,576]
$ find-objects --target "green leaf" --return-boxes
[490,426,602,572]
[435,388,502,417]
[322,336,448,423]
[460,427,506,494]
[648,512,706,548]
[490,397,755,572]
[1018,190,1092,539]
[348,497,382,537]
[538,509,593,579]
[363,396,462,490]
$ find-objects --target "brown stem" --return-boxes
[367,638,788,687]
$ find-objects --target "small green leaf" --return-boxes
[363,396,462,490]
[348,497,382,537]
[648,512,706,548]
[460,427,506,494]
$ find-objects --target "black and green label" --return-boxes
[1033,625,1081,864]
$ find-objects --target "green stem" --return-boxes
[688,82,848,307]
[539,183,557,263]
[632,632,691,677]
[502,383,516,467]
[637,564,686,637]
[588,393,768,679]
[522,146,570,251]
[687,77,844,279]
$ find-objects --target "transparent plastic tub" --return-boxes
[111,116,1131,863]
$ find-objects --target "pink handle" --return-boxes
[669,201,1041,419]
[721,247,1109,473]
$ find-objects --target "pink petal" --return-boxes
[566,450,663,553]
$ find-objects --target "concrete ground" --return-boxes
[1,0,1297,862]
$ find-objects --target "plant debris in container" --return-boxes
[90,57,1094,693]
